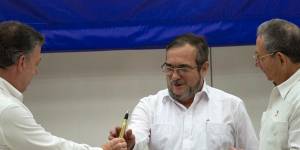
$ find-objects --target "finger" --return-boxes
[109,126,122,138]
[125,129,132,136]
[125,129,134,140]
[110,127,119,135]
[119,141,127,148]
[111,139,127,150]
[108,131,117,140]
[108,134,116,140]
[110,138,120,146]
[124,130,135,149]
[116,127,121,135]
[114,138,125,144]
[229,146,237,150]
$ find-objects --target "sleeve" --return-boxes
[128,97,152,150]
[233,100,259,150]
[0,105,102,150]
[288,101,300,149]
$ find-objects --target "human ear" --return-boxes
[15,55,26,72]
[200,61,209,76]
[276,52,288,66]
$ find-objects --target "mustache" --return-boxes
[170,79,185,85]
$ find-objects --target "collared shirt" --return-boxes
[259,69,300,150]
[129,82,258,150]
[0,77,101,150]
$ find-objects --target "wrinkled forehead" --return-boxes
[255,36,267,54]
[165,45,197,65]
[166,44,197,56]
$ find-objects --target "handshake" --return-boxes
[102,111,135,150]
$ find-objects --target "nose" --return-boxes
[255,60,260,67]
[170,70,181,80]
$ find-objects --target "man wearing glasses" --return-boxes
[255,19,300,150]
[110,33,258,150]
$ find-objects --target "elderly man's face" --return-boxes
[165,44,206,104]
[255,36,281,85]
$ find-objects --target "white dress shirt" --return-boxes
[259,69,300,150]
[129,82,258,150]
[0,77,102,150]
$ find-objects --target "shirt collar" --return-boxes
[277,68,300,100]
[196,81,210,100]
[0,77,24,102]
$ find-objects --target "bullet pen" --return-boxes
[119,111,129,138]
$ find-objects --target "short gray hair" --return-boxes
[257,18,300,63]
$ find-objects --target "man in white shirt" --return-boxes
[109,34,258,150]
[254,19,300,150]
[0,21,127,150]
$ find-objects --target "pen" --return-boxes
[119,111,129,138]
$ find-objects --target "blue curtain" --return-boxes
[0,0,299,52]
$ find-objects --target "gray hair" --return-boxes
[0,21,44,69]
[257,18,300,63]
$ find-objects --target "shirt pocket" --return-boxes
[149,123,176,150]
[206,123,234,150]
[268,121,289,149]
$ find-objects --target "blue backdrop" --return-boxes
[0,0,300,52]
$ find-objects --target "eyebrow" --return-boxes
[165,63,192,68]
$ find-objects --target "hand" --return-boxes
[229,147,237,150]
[102,138,127,150]
[229,146,243,150]
[123,129,135,150]
[109,126,135,150]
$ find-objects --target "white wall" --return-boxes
[211,46,273,133]
[23,46,273,147]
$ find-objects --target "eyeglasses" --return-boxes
[161,63,198,76]
[253,51,279,62]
